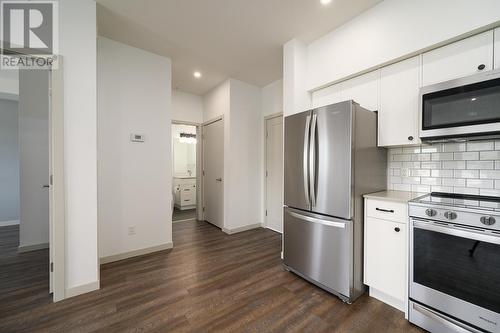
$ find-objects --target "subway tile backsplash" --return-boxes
[387,140,500,195]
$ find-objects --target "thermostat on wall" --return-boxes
[130,134,145,142]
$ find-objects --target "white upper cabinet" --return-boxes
[341,70,380,112]
[495,28,500,69]
[379,56,421,147]
[311,82,342,108]
[422,31,494,87]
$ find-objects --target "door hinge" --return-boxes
[266,171,268,177]
[202,170,205,176]
[265,210,268,216]
[50,174,53,186]
[266,131,269,138]
[50,262,54,272]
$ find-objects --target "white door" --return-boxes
[202,119,224,228]
[265,116,283,233]
[495,27,500,69]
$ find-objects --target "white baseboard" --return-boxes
[222,223,263,235]
[265,226,283,234]
[0,220,20,227]
[18,242,49,253]
[369,287,405,312]
[99,242,174,265]
[65,280,100,299]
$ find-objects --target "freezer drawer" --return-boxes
[284,207,352,299]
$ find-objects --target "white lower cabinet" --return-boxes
[364,198,408,314]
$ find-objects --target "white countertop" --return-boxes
[363,190,426,203]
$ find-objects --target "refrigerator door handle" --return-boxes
[288,211,346,229]
[303,114,311,207]
[309,113,317,207]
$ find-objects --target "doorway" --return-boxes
[265,114,284,233]
[0,60,65,302]
[172,122,199,222]
[202,117,224,228]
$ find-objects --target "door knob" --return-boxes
[216,178,222,182]
[42,185,50,188]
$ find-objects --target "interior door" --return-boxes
[312,102,353,219]
[265,115,283,233]
[284,110,311,211]
[202,119,224,228]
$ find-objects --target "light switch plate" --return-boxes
[130,134,145,142]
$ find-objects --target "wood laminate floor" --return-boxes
[172,208,197,222]
[0,221,425,333]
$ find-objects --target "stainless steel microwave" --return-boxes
[420,69,500,141]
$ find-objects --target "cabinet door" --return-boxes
[379,56,420,147]
[422,31,494,86]
[365,217,406,301]
[495,28,500,69]
[341,70,380,112]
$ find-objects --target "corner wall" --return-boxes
[97,37,173,261]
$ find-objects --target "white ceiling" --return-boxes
[97,0,382,96]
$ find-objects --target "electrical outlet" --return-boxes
[128,226,136,236]
[401,168,409,177]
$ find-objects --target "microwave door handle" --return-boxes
[413,220,500,245]
[303,115,311,207]
[309,113,317,208]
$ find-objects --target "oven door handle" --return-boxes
[412,303,484,333]
[413,220,500,245]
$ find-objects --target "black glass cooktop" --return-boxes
[412,192,500,211]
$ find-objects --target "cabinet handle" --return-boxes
[376,208,394,213]
[394,227,401,232]
[478,64,486,70]
[408,136,414,141]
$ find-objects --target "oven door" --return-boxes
[420,70,500,140]
[410,218,500,332]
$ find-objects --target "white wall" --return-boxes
[283,40,311,116]
[306,0,500,90]
[98,37,173,259]
[172,90,203,124]
[202,79,263,231]
[226,79,262,230]
[262,79,283,117]
[0,99,19,224]
[0,70,19,96]
[18,70,49,248]
[260,79,283,227]
[59,0,99,293]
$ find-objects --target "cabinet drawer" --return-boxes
[366,199,407,223]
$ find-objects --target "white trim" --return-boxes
[18,243,49,253]
[173,218,197,224]
[0,220,20,227]
[368,287,405,313]
[65,280,100,299]
[99,242,174,265]
[222,223,262,235]
[265,226,283,234]
[202,115,223,127]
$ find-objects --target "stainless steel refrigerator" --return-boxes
[283,100,387,303]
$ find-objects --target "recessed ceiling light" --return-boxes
[320,0,332,4]
[193,71,202,78]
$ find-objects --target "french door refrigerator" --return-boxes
[283,100,387,303]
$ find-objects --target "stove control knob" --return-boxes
[444,211,457,220]
[425,209,437,217]
[480,216,496,226]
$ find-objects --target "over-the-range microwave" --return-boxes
[419,69,500,142]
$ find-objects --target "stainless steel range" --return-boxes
[409,192,500,333]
